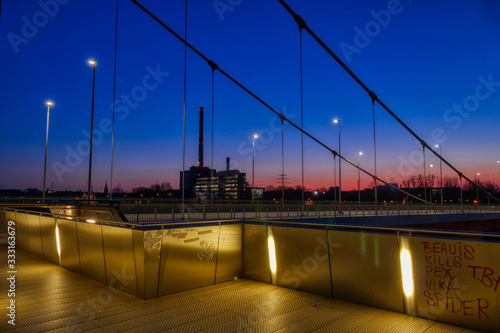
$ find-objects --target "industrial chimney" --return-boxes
[197,107,204,167]
[226,157,230,172]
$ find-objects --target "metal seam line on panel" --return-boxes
[277,0,499,203]
[129,0,428,204]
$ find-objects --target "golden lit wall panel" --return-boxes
[412,236,500,332]
[40,216,59,265]
[158,226,219,296]
[102,225,138,296]
[274,226,332,297]
[329,230,404,312]
[77,222,106,284]
[27,215,43,256]
[15,212,29,252]
[57,218,81,273]
[243,224,270,283]
[215,224,243,283]
[137,229,163,299]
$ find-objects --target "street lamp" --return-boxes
[428,164,433,203]
[435,144,443,206]
[333,119,341,203]
[357,152,363,204]
[252,134,258,201]
[87,58,97,203]
[42,100,54,200]
[476,173,480,203]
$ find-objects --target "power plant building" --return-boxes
[179,107,248,200]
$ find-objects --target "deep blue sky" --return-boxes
[1,0,499,192]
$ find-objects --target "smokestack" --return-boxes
[226,157,230,171]
[198,107,204,167]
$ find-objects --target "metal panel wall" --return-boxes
[5,211,16,234]
[77,222,107,284]
[27,214,43,256]
[215,224,243,283]
[102,225,138,296]
[412,237,500,332]
[57,218,81,272]
[14,212,29,252]
[274,226,332,297]
[40,216,59,265]
[329,230,404,312]
[158,225,219,296]
[243,224,270,283]
[133,229,162,299]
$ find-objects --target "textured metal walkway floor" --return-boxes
[0,242,481,333]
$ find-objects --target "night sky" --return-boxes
[1,0,499,193]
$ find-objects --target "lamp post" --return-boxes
[435,144,443,206]
[252,134,258,201]
[357,152,363,204]
[333,119,341,203]
[428,164,433,203]
[476,173,480,203]
[87,58,97,204]
[42,100,54,200]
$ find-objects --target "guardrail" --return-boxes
[2,207,500,332]
[119,202,500,222]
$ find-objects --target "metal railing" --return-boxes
[117,201,500,222]
[2,197,499,223]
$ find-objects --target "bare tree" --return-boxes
[443,176,459,188]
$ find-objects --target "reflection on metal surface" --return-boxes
[243,224,270,283]
[40,216,59,265]
[77,222,106,284]
[27,215,43,256]
[329,230,404,313]
[15,212,29,252]
[215,224,242,283]
[57,218,81,273]
[274,226,332,297]
[158,226,219,295]
[102,225,138,296]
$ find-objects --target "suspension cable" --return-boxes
[110,0,119,200]
[277,0,499,203]
[299,25,304,216]
[129,0,430,205]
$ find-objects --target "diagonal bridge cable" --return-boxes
[129,0,429,204]
[277,0,499,203]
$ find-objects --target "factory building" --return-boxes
[179,107,248,200]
